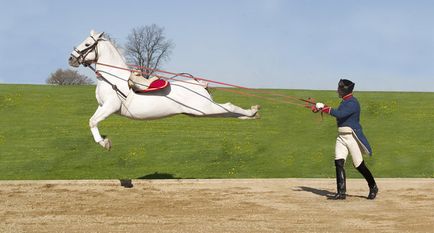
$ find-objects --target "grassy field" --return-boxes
[0,84,433,179]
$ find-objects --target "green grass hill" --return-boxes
[0,84,432,179]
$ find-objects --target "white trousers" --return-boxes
[335,133,364,167]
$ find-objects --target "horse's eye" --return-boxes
[85,43,90,47]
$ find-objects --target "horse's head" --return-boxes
[69,30,105,67]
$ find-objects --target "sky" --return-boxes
[1,0,434,91]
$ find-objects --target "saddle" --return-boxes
[128,71,169,93]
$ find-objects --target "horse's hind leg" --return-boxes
[238,105,261,119]
[89,103,119,150]
[204,102,260,119]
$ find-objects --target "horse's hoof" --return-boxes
[251,105,261,111]
[251,105,261,119]
[254,112,261,119]
[99,138,112,150]
[104,138,112,150]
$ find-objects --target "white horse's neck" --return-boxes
[95,40,130,95]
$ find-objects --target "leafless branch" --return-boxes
[125,24,174,78]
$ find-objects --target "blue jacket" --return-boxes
[329,94,373,155]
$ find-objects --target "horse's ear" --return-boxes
[90,30,104,39]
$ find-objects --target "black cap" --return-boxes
[338,79,355,97]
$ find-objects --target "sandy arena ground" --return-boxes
[0,178,433,233]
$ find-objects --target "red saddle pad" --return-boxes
[137,79,170,93]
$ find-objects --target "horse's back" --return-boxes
[120,80,212,119]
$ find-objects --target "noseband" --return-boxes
[71,35,99,66]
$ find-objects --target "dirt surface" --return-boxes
[0,178,433,233]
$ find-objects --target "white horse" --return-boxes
[69,30,260,150]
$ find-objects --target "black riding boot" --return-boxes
[331,159,346,200]
[356,161,378,199]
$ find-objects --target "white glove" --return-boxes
[315,102,325,109]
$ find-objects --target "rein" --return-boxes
[95,62,318,109]
[87,65,127,99]
[72,35,317,110]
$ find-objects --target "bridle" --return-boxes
[70,35,128,99]
[71,35,100,67]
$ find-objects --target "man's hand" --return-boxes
[311,105,319,113]
[312,102,331,114]
[316,103,325,109]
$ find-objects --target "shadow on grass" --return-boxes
[118,172,178,189]
[138,172,178,179]
[119,172,198,188]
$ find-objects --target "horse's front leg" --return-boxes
[89,102,119,150]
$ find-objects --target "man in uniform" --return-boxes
[313,79,378,200]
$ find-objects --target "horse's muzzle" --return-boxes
[68,55,80,67]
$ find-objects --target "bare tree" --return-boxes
[125,24,174,78]
[46,68,93,85]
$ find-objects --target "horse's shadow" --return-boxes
[138,172,178,179]
[119,172,194,188]
[296,186,366,199]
